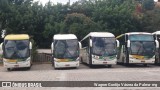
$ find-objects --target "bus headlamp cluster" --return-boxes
[92,55,99,59]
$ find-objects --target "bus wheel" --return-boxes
[51,62,54,66]
[108,65,112,68]
[124,63,129,66]
[26,67,31,70]
[80,57,83,64]
[143,64,147,67]
[89,64,93,68]
[54,67,58,70]
[7,68,11,71]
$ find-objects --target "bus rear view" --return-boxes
[51,34,81,69]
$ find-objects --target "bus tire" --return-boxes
[74,67,78,69]
[26,66,31,70]
[89,64,93,68]
[125,63,129,66]
[51,62,54,66]
[108,65,112,68]
[143,64,147,67]
[7,68,11,71]
[89,59,93,68]
[80,57,83,64]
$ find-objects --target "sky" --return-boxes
[34,0,79,5]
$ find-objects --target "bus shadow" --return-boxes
[80,62,110,69]
[8,67,30,71]
[117,63,151,68]
[54,67,78,70]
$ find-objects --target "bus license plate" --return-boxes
[14,65,19,67]
[141,61,145,63]
[65,64,70,66]
[103,62,107,64]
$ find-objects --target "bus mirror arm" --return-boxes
[51,42,54,53]
[0,43,3,51]
[155,40,159,48]
[29,42,32,49]
[116,40,119,47]
[127,40,130,48]
[90,39,92,47]
[79,42,82,49]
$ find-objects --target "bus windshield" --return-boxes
[4,40,29,59]
[54,39,79,59]
[130,41,155,57]
[129,34,154,41]
[92,37,116,56]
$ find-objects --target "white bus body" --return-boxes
[80,32,119,68]
[153,31,160,64]
[51,34,81,69]
[117,32,157,66]
[0,34,32,71]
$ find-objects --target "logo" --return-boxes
[2,82,11,87]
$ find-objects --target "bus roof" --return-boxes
[81,32,115,41]
[125,32,152,35]
[153,31,160,35]
[4,34,29,40]
[116,32,152,39]
[53,34,77,40]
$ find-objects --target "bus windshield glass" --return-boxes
[4,40,29,59]
[130,41,155,57]
[129,34,154,41]
[54,39,79,59]
[92,37,116,56]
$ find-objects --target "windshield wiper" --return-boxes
[136,44,142,55]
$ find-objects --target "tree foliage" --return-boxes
[0,0,160,48]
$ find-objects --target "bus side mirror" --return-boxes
[116,40,119,47]
[0,43,3,51]
[155,40,159,48]
[127,40,130,48]
[78,42,82,49]
[51,42,54,52]
[90,39,92,47]
[29,42,32,49]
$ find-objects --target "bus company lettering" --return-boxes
[12,82,42,87]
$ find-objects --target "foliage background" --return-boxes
[0,0,160,48]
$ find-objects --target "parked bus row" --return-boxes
[1,31,160,71]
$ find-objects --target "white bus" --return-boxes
[0,34,32,71]
[153,31,160,64]
[51,34,81,69]
[80,32,119,68]
[116,32,158,66]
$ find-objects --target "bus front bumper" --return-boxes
[3,60,31,68]
[129,58,155,64]
[54,61,79,68]
[92,58,117,65]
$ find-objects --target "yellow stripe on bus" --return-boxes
[56,59,70,62]
[4,59,17,62]
[132,55,144,60]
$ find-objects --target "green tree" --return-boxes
[63,13,101,40]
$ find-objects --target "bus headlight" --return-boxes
[76,57,79,61]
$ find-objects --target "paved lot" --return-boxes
[1,63,160,90]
